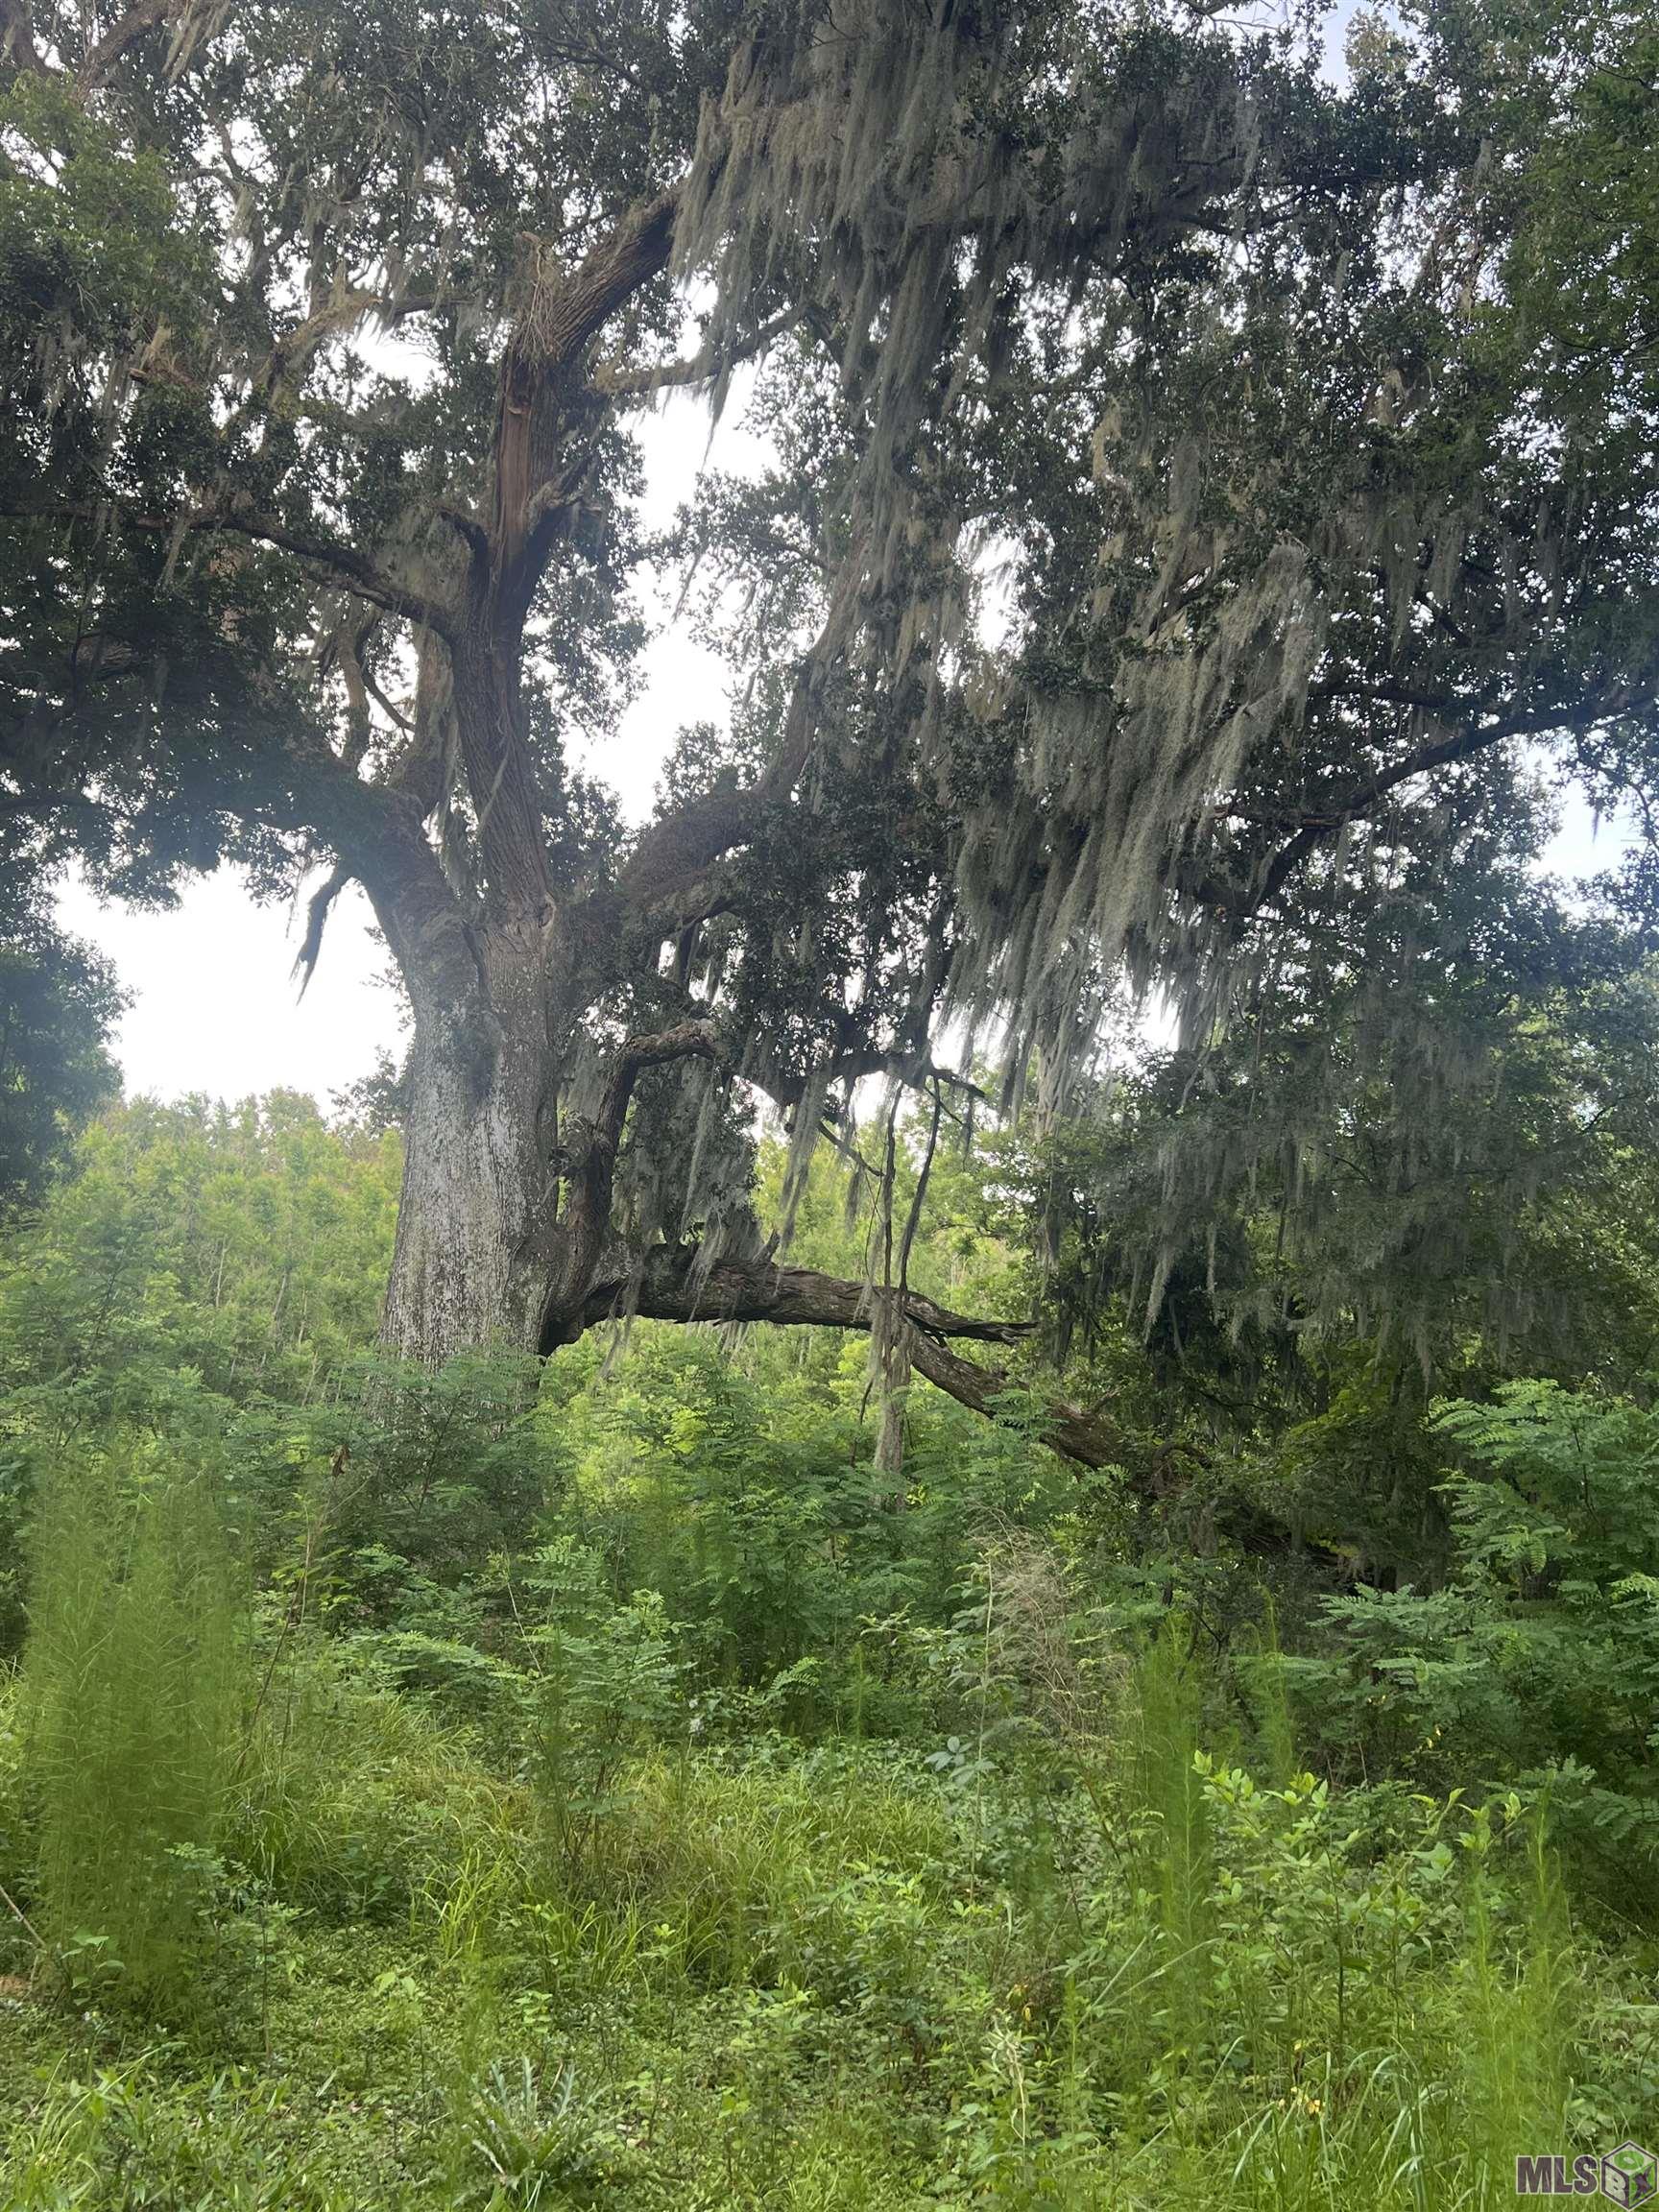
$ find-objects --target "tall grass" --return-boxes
[21,1435,241,2002]
[4,1455,1653,2206]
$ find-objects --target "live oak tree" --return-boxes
[2,0,1656,1462]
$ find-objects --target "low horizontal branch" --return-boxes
[572,1243,1127,1474]
[905,1330,1124,1472]
[610,1248,1028,1345]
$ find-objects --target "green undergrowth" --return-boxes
[7,1105,1659,2204]
[4,1621,1657,2211]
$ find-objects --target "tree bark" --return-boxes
[378,1030,542,1359]
[377,938,558,1361]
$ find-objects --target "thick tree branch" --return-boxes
[578,1242,1127,1473]
[905,1330,1125,1472]
[603,1246,1028,1345]
[346,792,481,1030]
[2,0,214,86]
[445,192,686,921]
[79,0,179,85]
[1245,715,1523,915]
[542,1022,723,1337]
[598,1021,722,1151]
[211,496,458,637]
[0,493,455,637]
[258,283,463,397]
[531,190,680,375]
[492,189,679,577]
[1210,683,1638,921]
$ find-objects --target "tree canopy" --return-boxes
[0,826,122,1210]
[0,0,1654,1429]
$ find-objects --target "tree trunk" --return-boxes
[378,932,561,1362]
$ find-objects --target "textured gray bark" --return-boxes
[378,1002,553,1361]
[364,819,568,1364]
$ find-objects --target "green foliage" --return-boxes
[19,1434,241,2007]
[459,2056,626,2208]
[6,1082,1659,2200]
[514,1538,681,1870]
[326,1350,554,1600]
[1498,5,1659,444]
[0,1094,398,1414]
[0,1094,398,1653]
[0,72,212,356]
[1287,1381,1659,1904]
[1035,902,1659,1397]
[0,879,122,1217]
[7,1618,1654,2209]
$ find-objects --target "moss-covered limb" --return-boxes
[903,1326,1126,1476]
[596,1242,1025,1345]
[581,1238,1132,1472]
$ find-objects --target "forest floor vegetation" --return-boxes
[3,1098,1658,2207]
